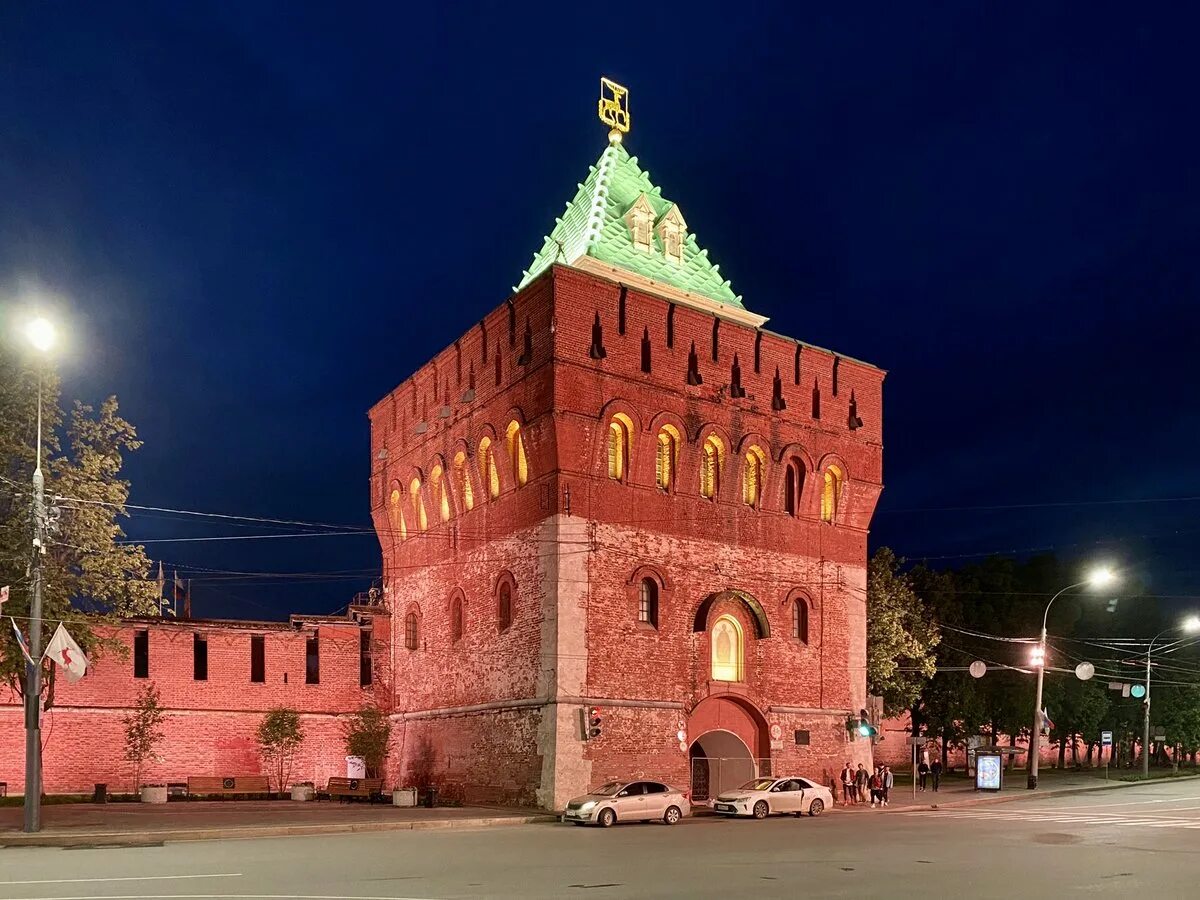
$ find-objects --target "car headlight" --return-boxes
[578,801,597,812]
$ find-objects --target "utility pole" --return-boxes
[23,365,47,832]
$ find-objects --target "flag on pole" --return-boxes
[0,584,9,612]
[43,622,88,682]
[1041,707,1055,733]
[9,617,35,667]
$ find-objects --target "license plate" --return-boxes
[716,804,735,812]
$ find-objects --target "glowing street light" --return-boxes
[1028,566,1120,790]
[23,317,56,353]
[1144,615,1200,777]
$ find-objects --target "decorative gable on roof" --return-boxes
[515,142,761,324]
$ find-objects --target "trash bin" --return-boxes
[424,786,437,808]
[93,783,107,803]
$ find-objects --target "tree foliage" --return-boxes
[257,707,305,793]
[342,705,391,779]
[123,682,165,790]
[0,346,158,695]
[867,548,940,716]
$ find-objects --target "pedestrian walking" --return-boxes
[855,763,869,803]
[918,759,929,791]
[869,767,883,807]
[840,762,856,805]
[882,765,894,806]
[931,758,942,792]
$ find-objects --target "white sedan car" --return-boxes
[713,776,832,819]
[561,780,691,827]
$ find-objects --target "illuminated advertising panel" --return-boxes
[975,753,1002,791]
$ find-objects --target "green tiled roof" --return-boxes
[515,142,743,308]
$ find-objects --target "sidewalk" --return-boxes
[0,799,555,848]
[834,768,1200,813]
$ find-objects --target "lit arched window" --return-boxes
[453,451,474,512]
[711,614,743,682]
[479,437,500,499]
[656,425,680,491]
[608,413,634,481]
[498,581,513,632]
[429,464,451,523]
[793,598,809,644]
[409,477,428,531]
[821,465,843,523]
[784,458,804,517]
[700,434,724,499]
[404,611,419,650]
[389,488,407,542]
[742,445,766,508]
[450,595,464,644]
[506,421,528,487]
[639,578,659,627]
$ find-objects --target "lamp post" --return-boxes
[1143,616,1200,778]
[1028,566,1117,790]
[21,316,55,833]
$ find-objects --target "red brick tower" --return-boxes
[370,90,883,808]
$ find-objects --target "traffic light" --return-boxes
[850,708,878,740]
[588,706,602,739]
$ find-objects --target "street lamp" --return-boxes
[21,316,56,833]
[1028,566,1118,789]
[1143,616,1200,777]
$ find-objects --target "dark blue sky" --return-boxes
[2,3,1197,618]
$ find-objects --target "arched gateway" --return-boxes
[687,694,771,801]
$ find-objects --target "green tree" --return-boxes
[123,682,165,790]
[257,707,305,794]
[0,346,158,697]
[867,548,940,716]
[342,706,392,779]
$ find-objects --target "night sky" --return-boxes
[2,4,1197,619]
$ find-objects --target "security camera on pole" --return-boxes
[1028,566,1117,790]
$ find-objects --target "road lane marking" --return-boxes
[0,895,439,900]
[3,874,241,886]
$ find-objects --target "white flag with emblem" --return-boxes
[43,622,88,682]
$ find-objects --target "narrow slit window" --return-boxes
[360,629,373,686]
[134,629,149,678]
[305,633,319,684]
[193,633,207,681]
[250,634,265,683]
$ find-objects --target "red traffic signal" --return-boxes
[588,707,602,738]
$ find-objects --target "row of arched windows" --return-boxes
[403,575,517,650]
[387,421,530,541]
[633,575,811,648]
[607,418,845,522]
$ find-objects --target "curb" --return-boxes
[0,814,558,848]
[843,773,1200,814]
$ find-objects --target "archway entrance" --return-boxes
[689,729,759,802]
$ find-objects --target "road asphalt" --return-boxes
[2,778,1198,899]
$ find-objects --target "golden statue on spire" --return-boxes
[598,77,630,144]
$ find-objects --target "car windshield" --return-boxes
[591,782,626,796]
[739,779,777,791]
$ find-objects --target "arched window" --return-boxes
[453,451,474,512]
[821,465,843,523]
[655,425,679,491]
[479,437,500,499]
[793,598,809,644]
[388,488,407,542]
[409,477,428,531]
[608,413,633,481]
[450,595,464,644]
[429,464,451,523]
[700,434,724,499]
[710,614,743,682]
[638,578,659,627]
[506,421,528,487]
[742,445,766,508]
[498,581,513,632]
[784,458,804,517]
[404,611,419,651]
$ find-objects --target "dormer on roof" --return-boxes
[624,194,656,253]
[656,204,687,265]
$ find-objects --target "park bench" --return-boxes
[323,777,384,802]
[186,775,271,798]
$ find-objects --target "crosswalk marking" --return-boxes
[903,808,1200,831]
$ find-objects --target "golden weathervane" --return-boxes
[598,77,630,143]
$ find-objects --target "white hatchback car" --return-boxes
[562,780,691,827]
[713,776,832,819]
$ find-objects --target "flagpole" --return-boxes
[24,366,46,833]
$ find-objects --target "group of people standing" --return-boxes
[917,758,943,791]
[839,763,893,807]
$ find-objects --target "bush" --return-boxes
[257,707,304,794]
[342,706,391,778]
